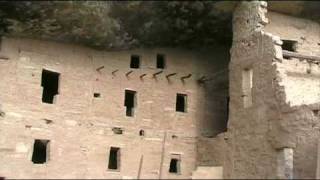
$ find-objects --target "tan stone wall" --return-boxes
[158,1,320,179]
[226,1,320,179]
[265,11,320,56]
[196,1,280,178]
[228,31,280,178]
[5,2,320,179]
[264,10,320,179]
[0,37,229,179]
[265,11,320,106]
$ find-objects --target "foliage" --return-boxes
[0,1,233,49]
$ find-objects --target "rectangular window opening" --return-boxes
[32,139,49,164]
[94,93,101,98]
[313,109,319,116]
[169,154,181,174]
[124,90,136,117]
[112,127,123,135]
[130,55,140,69]
[242,68,253,108]
[176,93,187,112]
[281,40,297,59]
[108,147,120,170]
[157,54,166,69]
[41,69,60,104]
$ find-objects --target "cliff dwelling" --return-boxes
[0,1,320,179]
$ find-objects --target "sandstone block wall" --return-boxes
[174,1,320,178]
[0,37,229,179]
[265,11,320,179]
[225,1,320,178]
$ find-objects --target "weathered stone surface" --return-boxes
[0,37,229,179]
[277,148,293,179]
[217,1,320,179]
[191,166,223,179]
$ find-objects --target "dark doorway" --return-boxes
[124,90,136,117]
[108,147,120,170]
[169,158,180,174]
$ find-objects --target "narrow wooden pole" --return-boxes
[181,74,192,80]
[137,155,144,179]
[111,69,119,75]
[126,70,133,77]
[166,73,177,78]
[96,65,104,71]
[153,70,163,78]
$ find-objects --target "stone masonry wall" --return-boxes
[0,37,229,179]
[265,11,320,179]
[226,1,320,178]
[196,1,280,178]
[164,1,320,179]
[265,11,320,106]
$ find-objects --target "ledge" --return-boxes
[282,50,320,62]
[0,54,9,60]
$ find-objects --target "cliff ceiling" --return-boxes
[0,1,319,50]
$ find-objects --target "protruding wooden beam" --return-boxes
[166,73,177,78]
[153,70,163,78]
[197,75,212,83]
[181,74,192,80]
[42,118,53,124]
[96,65,104,71]
[112,69,119,75]
[283,50,320,62]
[140,73,147,79]
[126,70,133,77]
